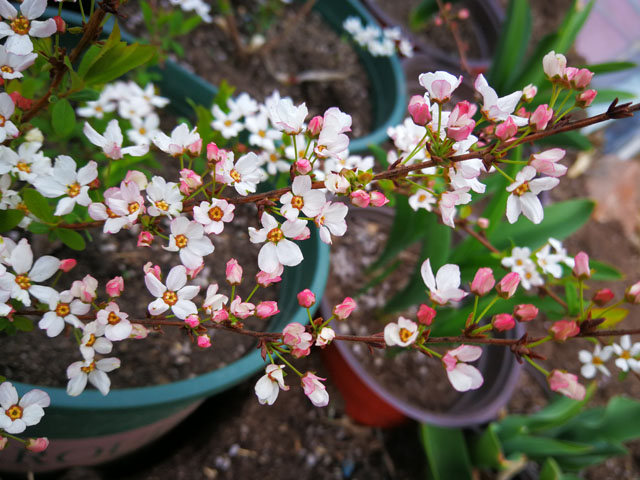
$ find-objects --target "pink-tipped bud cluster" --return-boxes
[470,267,495,296]
[333,297,356,320]
[137,231,154,247]
[564,67,593,90]
[417,304,436,325]
[522,84,538,102]
[625,281,640,304]
[495,117,518,141]
[529,104,553,131]
[350,190,370,208]
[573,251,591,279]
[294,158,312,175]
[496,272,520,298]
[550,320,580,341]
[59,259,77,272]
[25,437,49,453]
[106,276,124,297]
[256,301,279,319]
[179,169,202,195]
[308,116,323,136]
[446,100,476,141]
[492,313,515,331]
[513,304,538,322]
[575,89,597,108]
[185,315,200,328]
[226,258,243,285]
[206,142,227,163]
[283,322,313,358]
[197,334,211,348]
[592,288,615,306]
[548,370,585,400]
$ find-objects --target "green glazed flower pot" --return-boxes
[1,8,331,473]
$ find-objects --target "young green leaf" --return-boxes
[420,424,473,480]
[55,228,86,251]
[51,98,77,138]
[22,188,55,223]
[0,209,25,232]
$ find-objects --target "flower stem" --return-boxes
[475,295,500,325]
[524,355,550,376]
[272,349,303,377]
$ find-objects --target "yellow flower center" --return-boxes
[258,130,266,138]
[1,65,14,74]
[16,161,30,173]
[107,311,121,325]
[67,182,81,198]
[85,333,96,347]
[224,120,233,127]
[291,195,304,210]
[315,215,325,227]
[174,234,188,249]
[128,202,140,214]
[15,274,31,290]
[16,202,28,214]
[106,207,119,219]
[208,206,224,221]
[10,17,30,35]
[162,290,178,306]
[81,361,96,374]
[418,194,427,202]
[399,328,413,343]
[155,200,169,211]
[592,355,603,365]
[267,227,284,243]
[6,404,23,420]
[55,302,70,317]
[621,350,631,360]
[230,169,241,183]
[514,182,530,196]
[139,127,146,135]
[269,153,278,163]
[0,115,6,127]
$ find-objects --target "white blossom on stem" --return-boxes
[0,382,49,434]
[0,0,57,55]
[254,364,289,405]
[249,213,305,273]
[38,290,89,338]
[613,335,640,373]
[579,345,613,378]
[421,259,467,305]
[506,166,559,224]
[163,217,214,269]
[66,358,121,396]
[83,120,149,160]
[145,265,200,319]
[442,345,484,392]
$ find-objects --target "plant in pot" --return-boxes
[1,0,640,476]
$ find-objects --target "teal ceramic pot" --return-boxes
[1,8,332,473]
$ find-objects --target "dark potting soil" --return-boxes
[122,1,373,139]
[1,204,278,389]
[325,210,462,412]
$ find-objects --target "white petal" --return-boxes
[275,239,303,266]
[420,259,436,291]
[519,193,544,224]
[29,255,60,282]
[506,194,521,224]
[89,370,111,396]
[166,265,187,291]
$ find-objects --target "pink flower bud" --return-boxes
[297,289,316,308]
[592,288,615,306]
[70,275,98,302]
[124,170,148,190]
[308,116,323,136]
[301,372,329,406]
[25,437,49,453]
[334,297,356,320]
[496,272,520,298]
[458,7,470,19]
[495,117,518,141]
[179,169,202,195]
[53,15,65,32]
[417,304,436,325]
[548,370,585,400]
[9,91,31,110]
[573,251,591,279]
[185,314,200,328]
[137,231,154,247]
[625,281,640,304]
[206,142,226,163]
[187,138,202,156]
[492,313,515,331]
[565,67,593,89]
[513,304,538,322]
[470,267,495,296]
[325,173,350,194]
[543,51,567,80]
[408,95,431,126]
[256,269,282,287]
[316,327,335,347]
[105,276,124,297]
[522,84,537,102]
[59,258,77,272]
[197,334,211,348]
[370,191,389,207]
[477,217,489,229]
[294,158,312,175]
[212,308,229,323]
[529,148,567,177]
[550,320,580,341]
[350,190,370,208]
[143,262,162,280]
[575,89,597,108]
[226,258,243,285]
[130,324,150,339]
[256,301,279,319]
[529,104,553,131]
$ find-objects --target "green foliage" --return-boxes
[55,228,86,251]
[0,209,25,232]
[420,424,473,480]
[51,98,77,138]
[22,188,56,223]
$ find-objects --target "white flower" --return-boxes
[408,190,436,212]
[38,290,90,338]
[421,258,467,305]
[163,216,214,269]
[202,283,228,315]
[84,120,149,160]
[535,244,564,278]
[127,113,161,145]
[249,212,305,273]
[613,335,640,373]
[223,152,263,196]
[66,357,121,396]
[259,150,290,176]
[548,238,575,268]
[418,71,462,102]
[442,345,484,392]
[314,201,348,245]
[0,92,19,142]
[579,345,613,378]
[245,112,281,151]
[519,263,545,290]
[316,327,335,347]
[228,92,259,117]
[502,246,535,273]
[96,302,132,342]
[0,142,51,183]
[280,175,326,220]
[0,44,36,79]
[145,265,200,319]
[192,199,235,235]
[439,188,471,228]
[0,0,57,55]
[152,123,200,156]
[146,176,183,217]
[474,74,528,126]
[79,321,113,360]
[255,364,289,405]
[0,239,59,307]
[0,382,49,434]
[33,155,98,216]
[211,105,243,139]
[506,166,559,224]
[76,98,116,119]
[384,317,419,347]
[267,97,308,135]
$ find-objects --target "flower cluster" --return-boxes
[501,238,574,289]
[343,16,413,57]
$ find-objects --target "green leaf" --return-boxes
[84,42,156,85]
[22,188,55,223]
[368,143,389,168]
[55,228,86,251]
[589,89,636,104]
[51,98,76,138]
[66,89,100,103]
[12,316,33,332]
[538,130,592,150]
[540,457,563,480]
[409,0,438,30]
[593,307,628,329]
[578,61,636,74]
[27,222,51,234]
[471,422,504,469]
[502,436,593,458]
[420,424,473,480]
[564,281,579,316]
[0,209,25,232]
[488,0,532,94]
[590,260,623,280]
[488,199,594,250]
